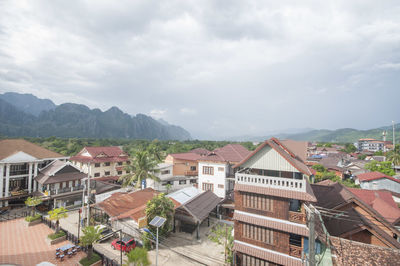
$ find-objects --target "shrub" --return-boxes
[79,253,101,266]
[25,214,41,222]
[48,230,66,240]
[141,232,152,250]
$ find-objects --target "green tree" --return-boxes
[80,225,103,260]
[147,140,164,163]
[48,207,68,233]
[311,164,326,173]
[145,193,175,236]
[342,143,357,153]
[124,247,150,266]
[387,152,400,166]
[25,196,42,216]
[365,160,395,176]
[119,150,160,188]
[208,224,233,265]
[165,183,172,194]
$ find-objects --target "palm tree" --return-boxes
[124,247,150,266]
[48,207,68,233]
[119,150,160,188]
[387,152,400,166]
[80,225,103,260]
[25,196,42,216]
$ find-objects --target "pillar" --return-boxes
[196,222,200,240]
[0,164,4,207]
[28,163,33,193]
[33,162,38,192]
[5,164,10,207]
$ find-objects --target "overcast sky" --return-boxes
[0,0,399,139]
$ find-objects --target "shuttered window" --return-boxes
[243,192,273,211]
[242,223,273,245]
[243,254,274,266]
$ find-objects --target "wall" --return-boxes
[360,179,400,194]
[198,161,226,198]
[167,157,198,176]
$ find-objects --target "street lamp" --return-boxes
[147,216,166,266]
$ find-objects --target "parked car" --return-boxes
[96,225,114,242]
[111,236,136,252]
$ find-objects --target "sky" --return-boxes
[0,0,399,139]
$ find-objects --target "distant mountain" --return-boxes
[0,92,191,140]
[0,92,56,116]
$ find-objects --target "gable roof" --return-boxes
[234,138,312,176]
[167,186,201,205]
[84,146,127,157]
[97,188,180,222]
[35,160,86,184]
[70,146,128,163]
[190,148,210,156]
[198,144,250,163]
[357,171,400,184]
[0,139,65,161]
[168,152,203,161]
[280,140,308,162]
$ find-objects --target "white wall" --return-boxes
[360,178,400,194]
[198,161,227,198]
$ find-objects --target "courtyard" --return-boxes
[0,218,85,266]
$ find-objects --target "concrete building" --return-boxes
[198,144,250,198]
[358,138,385,152]
[232,138,317,266]
[355,171,400,194]
[70,146,129,183]
[0,139,68,207]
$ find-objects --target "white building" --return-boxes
[358,138,385,152]
[355,171,400,194]
[0,139,68,207]
[198,144,250,198]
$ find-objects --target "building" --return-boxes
[70,146,129,183]
[198,144,250,198]
[232,138,317,266]
[358,138,385,152]
[311,182,400,249]
[355,171,400,194]
[35,160,86,208]
[0,139,68,207]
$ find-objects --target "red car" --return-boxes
[111,236,136,253]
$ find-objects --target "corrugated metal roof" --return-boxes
[167,186,200,204]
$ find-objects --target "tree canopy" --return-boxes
[365,160,395,176]
[48,207,68,233]
[145,193,175,236]
[124,247,150,266]
[80,225,103,260]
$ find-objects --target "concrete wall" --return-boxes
[360,178,400,194]
[198,161,227,198]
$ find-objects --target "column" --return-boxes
[0,164,4,208]
[28,163,33,193]
[33,162,38,192]
[5,164,10,207]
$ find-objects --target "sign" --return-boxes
[138,217,147,228]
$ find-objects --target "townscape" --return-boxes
[1,135,400,265]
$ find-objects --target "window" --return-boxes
[161,170,170,175]
[242,223,273,245]
[94,173,100,177]
[118,162,123,166]
[190,179,197,184]
[218,184,224,189]
[218,167,224,172]
[243,192,273,211]
[202,166,214,175]
[179,180,187,185]
[105,171,110,176]
[242,254,271,266]
[117,171,122,175]
[202,182,214,191]
[190,166,196,171]
[162,181,173,186]
[126,170,130,174]
[94,163,100,168]
[104,162,111,166]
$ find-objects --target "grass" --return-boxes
[48,230,66,240]
[25,214,41,222]
[79,253,101,266]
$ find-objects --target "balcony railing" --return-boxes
[288,211,306,224]
[48,185,85,196]
[184,170,198,176]
[235,173,306,192]
[289,244,302,258]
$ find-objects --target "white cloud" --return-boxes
[150,109,167,119]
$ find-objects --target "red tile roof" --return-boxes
[357,171,400,184]
[85,146,127,157]
[70,146,128,163]
[0,139,65,160]
[168,152,203,161]
[198,144,250,163]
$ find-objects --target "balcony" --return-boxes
[48,185,85,196]
[289,211,306,224]
[289,244,302,258]
[184,170,198,176]
[235,173,306,192]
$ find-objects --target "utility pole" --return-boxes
[393,121,396,150]
[86,162,91,227]
[304,204,316,266]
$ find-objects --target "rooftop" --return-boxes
[357,171,400,184]
[0,139,65,161]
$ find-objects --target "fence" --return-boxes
[41,216,121,265]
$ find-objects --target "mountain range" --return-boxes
[0,92,191,140]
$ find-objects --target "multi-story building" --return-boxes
[232,138,316,266]
[0,139,68,207]
[358,138,385,152]
[198,144,250,198]
[70,146,129,182]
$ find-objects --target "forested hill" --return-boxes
[0,92,191,140]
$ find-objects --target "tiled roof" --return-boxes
[85,146,126,157]
[168,152,203,161]
[69,156,128,163]
[330,236,400,266]
[35,160,86,184]
[235,183,317,202]
[280,140,308,162]
[357,171,400,184]
[70,146,128,163]
[0,139,65,160]
[234,138,312,176]
[97,188,180,222]
[196,144,250,163]
[190,148,210,155]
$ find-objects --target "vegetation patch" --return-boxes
[79,253,101,266]
[48,230,66,240]
[25,214,41,222]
